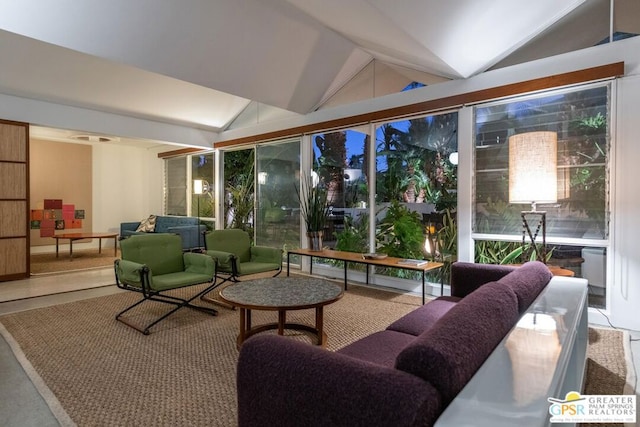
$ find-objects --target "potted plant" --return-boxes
[295,173,330,251]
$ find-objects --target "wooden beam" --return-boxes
[157,147,207,159]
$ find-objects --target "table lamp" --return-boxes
[508,131,557,263]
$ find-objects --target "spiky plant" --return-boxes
[295,173,330,232]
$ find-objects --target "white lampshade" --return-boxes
[193,179,204,195]
[509,132,558,205]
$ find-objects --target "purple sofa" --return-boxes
[236,261,554,427]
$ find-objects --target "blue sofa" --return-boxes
[120,215,206,251]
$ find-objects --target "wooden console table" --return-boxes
[287,248,443,304]
[53,232,119,260]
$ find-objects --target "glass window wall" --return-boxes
[191,152,215,226]
[312,128,370,251]
[473,83,610,307]
[374,113,458,283]
[255,140,301,250]
[164,156,187,216]
[223,149,255,235]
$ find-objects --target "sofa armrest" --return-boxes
[250,245,283,264]
[450,262,516,298]
[183,252,216,277]
[237,335,442,427]
[205,249,235,272]
[120,222,141,237]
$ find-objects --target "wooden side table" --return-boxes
[219,276,344,349]
[547,265,575,277]
[53,232,118,259]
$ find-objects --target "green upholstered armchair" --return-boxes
[114,233,219,335]
[204,228,283,287]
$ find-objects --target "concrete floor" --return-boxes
[0,268,638,426]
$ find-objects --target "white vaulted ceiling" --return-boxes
[0,0,635,145]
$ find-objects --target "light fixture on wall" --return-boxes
[509,131,557,263]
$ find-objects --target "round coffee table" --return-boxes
[219,276,343,348]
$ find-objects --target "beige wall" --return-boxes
[29,138,92,246]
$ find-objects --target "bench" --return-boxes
[287,248,443,304]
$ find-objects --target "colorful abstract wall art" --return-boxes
[31,199,85,237]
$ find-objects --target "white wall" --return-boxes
[92,143,165,235]
[606,73,640,331]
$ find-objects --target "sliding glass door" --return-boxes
[255,140,301,249]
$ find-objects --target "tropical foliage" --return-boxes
[295,173,330,232]
[224,150,255,234]
[376,201,425,259]
[335,213,369,253]
[376,113,458,211]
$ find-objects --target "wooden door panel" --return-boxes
[0,163,26,199]
[0,120,29,281]
[0,124,27,161]
[0,239,27,277]
[0,201,27,238]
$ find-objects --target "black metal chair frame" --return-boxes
[114,261,221,335]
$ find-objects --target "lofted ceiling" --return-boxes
[0,0,636,147]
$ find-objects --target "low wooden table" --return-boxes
[287,248,444,304]
[219,277,343,349]
[53,232,118,260]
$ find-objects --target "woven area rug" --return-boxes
[584,327,636,396]
[0,282,420,426]
[31,249,121,275]
[0,283,635,427]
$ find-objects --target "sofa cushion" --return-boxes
[386,296,461,336]
[497,261,552,313]
[120,234,185,276]
[135,214,157,232]
[395,281,519,405]
[155,215,199,233]
[337,330,417,367]
[239,335,443,427]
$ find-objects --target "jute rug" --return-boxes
[580,327,637,427]
[0,282,635,427]
[30,249,121,275]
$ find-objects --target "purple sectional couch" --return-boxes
[236,261,574,427]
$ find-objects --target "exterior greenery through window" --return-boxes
[311,112,458,284]
[256,140,301,251]
[375,114,458,281]
[473,83,610,308]
[474,84,610,239]
[223,149,255,234]
[164,153,215,228]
